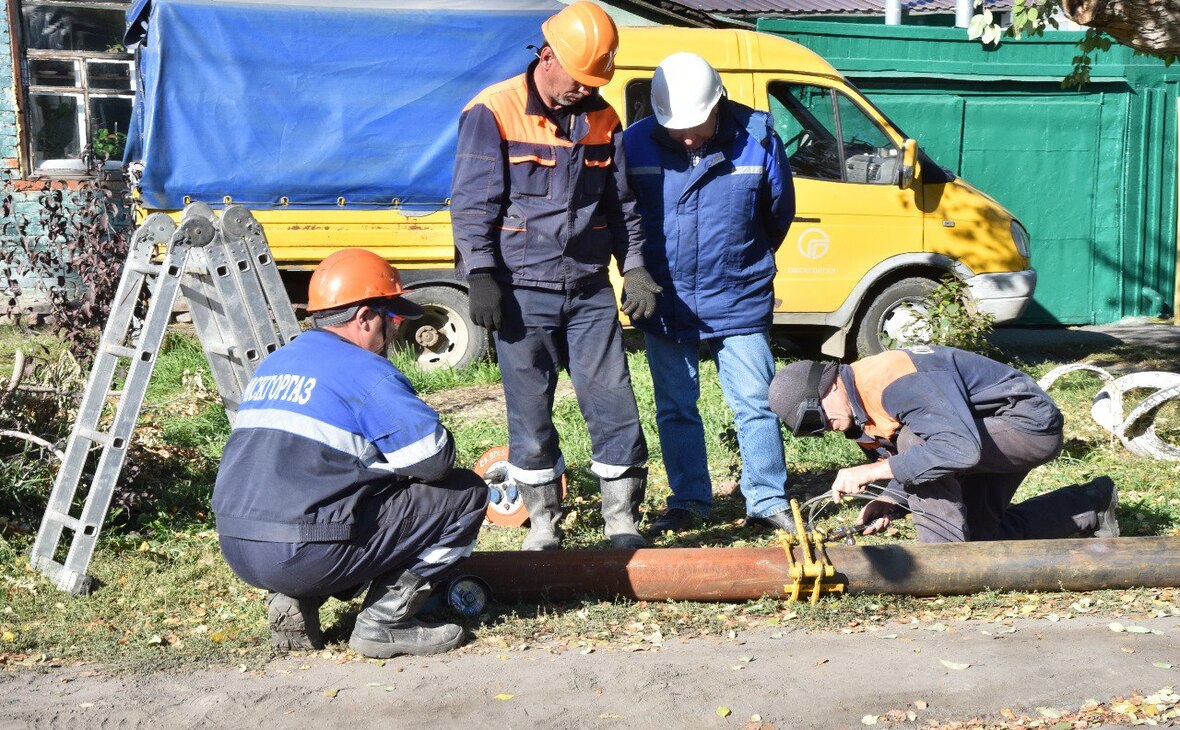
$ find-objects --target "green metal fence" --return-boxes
[759,19,1180,325]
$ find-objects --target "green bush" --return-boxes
[883,275,996,354]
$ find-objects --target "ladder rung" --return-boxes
[45,509,82,532]
[77,427,108,445]
[204,342,232,357]
[103,344,137,359]
[127,261,161,275]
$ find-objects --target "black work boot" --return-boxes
[348,570,465,658]
[1087,476,1120,538]
[600,469,648,549]
[647,507,701,536]
[266,592,325,650]
[519,479,564,551]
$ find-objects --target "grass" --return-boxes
[2,326,1180,671]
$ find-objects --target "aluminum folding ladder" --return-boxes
[29,204,300,594]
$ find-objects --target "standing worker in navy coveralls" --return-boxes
[768,345,1120,543]
[451,1,661,551]
[213,249,487,658]
[623,53,797,536]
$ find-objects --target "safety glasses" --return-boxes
[789,362,829,437]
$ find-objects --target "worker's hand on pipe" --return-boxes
[830,460,893,504]
[621,266,663,320]
[468,273,503,331]
[857,498,896,535]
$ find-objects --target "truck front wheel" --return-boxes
[395,285,490,370]
[853,277,938,358]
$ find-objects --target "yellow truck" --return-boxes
[127,3,1033,369]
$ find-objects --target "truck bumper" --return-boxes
[967,269,1037,324]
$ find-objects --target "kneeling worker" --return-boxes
[213,249,488,657]
[768,345,1118,543]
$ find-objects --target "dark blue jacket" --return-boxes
[451,62,646,291]
[212,330,454,543]
[841,345,1063,486]
[622,100,795,342]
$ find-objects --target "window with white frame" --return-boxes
[18,0,133,175]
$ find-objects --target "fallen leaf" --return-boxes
[1123,647,1136,654]
[939,659,970,670]
[914,700,928,710]
[1051,722,1072,730]
[1037,706,1063,719]
[1046,613,1061,622]
[717,706,732,718]
[365,682,383,687]
[879,634,898,640]
[1109,622,1127,633]
[750,715,762,722]
[323,689,338,698]
[1125,625,1154,634]
[495,694,514,701]
[78,703,93,709]
[861,715,878,725]
[599,713,622,719]
[1000,707,1016,719]
[927,623,948,632]
[815,658,829,666]
[1153,662,1173,669]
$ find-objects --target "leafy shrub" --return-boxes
[883,275,996,354]
[0,160,137,367]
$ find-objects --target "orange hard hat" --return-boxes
[307,248,421,317]
[541,1,618,87]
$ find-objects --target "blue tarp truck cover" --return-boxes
[124,0,562,211]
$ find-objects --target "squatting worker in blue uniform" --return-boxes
[768,345,1119,543]
[451,1,661,551]
[623,53,797,535]
[212,249,488,658]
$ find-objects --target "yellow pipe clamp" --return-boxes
[779,498,846,603]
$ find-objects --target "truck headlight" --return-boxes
[1010,220,1030,260]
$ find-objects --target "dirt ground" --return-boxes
[3,615,1177,729]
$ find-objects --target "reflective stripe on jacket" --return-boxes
[841,345,1063,486]
[622,100,795,341]
[451,62,646,290]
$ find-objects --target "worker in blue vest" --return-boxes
[622,52,797,535]
[212,249,488,658]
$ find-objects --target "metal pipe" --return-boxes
[461,537,1180,603]
[886,0,902,25]
[955,0,972,27]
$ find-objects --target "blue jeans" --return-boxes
[644,331,789,518]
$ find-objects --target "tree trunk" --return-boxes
[1062,0,1180,55]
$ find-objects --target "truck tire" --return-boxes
[853,277,938,357]
[396,285,490,370]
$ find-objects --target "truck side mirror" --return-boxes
[899,138,920,188]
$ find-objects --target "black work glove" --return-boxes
[621,266,663,321]
[467,272,502,331]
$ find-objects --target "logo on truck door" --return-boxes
[797,227,830,260]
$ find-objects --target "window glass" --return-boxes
[30,93,82,168]
[767,82,842,181]
[835,93,899,185]
[19,1,133,174]
[87,61,132,92]
[28,59,78,87]
[21,5,126,52]
[623,78,653,127]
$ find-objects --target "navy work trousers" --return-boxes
[219,469,488,598]
[493,282,647,484]
[894,416,1099,543]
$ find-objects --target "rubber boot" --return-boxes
[519,479,564,551]
[600,470,647,549]
[1087,476,1120,538]
[266,592,325,650]
[348,570,465,658]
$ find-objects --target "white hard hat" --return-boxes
[650,52,723,130]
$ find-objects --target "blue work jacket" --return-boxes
[623,100,795,342]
